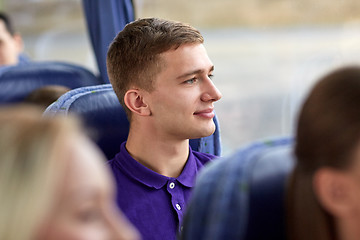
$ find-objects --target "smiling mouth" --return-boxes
[194,109,215,119]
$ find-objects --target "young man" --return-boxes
[0,12,24,66]
[106,18,222,240]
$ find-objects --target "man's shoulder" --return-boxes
[106,143,128,176]
[106,157,123,176]
[192,150,218,165]
[107,157,116,167]
[106,153,135,186]
[107,142,127,163]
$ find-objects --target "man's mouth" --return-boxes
[193,108,215,119]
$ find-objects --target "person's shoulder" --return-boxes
[108,141,127,159]
[107,157,115,165]
[106,152,130,182]
[192,150,218,165]
[106,157,118,173]
[106,142,127,168]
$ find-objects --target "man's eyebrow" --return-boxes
[176,65,214,79]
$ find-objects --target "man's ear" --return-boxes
[124,89,151,116]
[313,168,353,218]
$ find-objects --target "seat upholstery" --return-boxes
[44,84,222,159]
[180,137,295,240]
[0,61,102,104]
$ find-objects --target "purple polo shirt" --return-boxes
[108,142,216,240]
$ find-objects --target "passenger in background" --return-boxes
[106,18,222,240]
[287,66,360,240]
[0,106,140,240]
[0,12,26,66]
[24,85,70,110]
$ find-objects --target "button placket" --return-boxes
[167,179,185,224]
[168,181,181,211]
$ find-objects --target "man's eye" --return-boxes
[184,78,197,84]
[208,74,214,80]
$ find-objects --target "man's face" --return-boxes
[144,43,222,141]
[0,20,22,66]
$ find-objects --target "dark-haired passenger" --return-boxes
[287,66,360,240]
[24,85,70,110]
[0,12,25,66]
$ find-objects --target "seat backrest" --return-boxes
[44,84,222,159]
[180,137,295,240]
[0,61,102,104]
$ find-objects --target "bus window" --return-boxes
[134,0,360,155]
[5,0,360,155]
[5,0,97,74]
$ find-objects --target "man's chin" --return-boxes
[189,126,216,139]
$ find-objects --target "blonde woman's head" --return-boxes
[0,105,139,240]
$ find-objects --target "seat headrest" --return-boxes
[246,138,294,239]
[45,84,222,159]
[181,137,295,240]
[0,61,101,103]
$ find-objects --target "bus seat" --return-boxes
[181,137,295,240]
[0,61,101,104]
[44,84,222,159]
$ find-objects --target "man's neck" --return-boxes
[125,126,190,178]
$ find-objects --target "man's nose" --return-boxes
[201,78,222,102]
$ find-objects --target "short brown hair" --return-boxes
[106,18,204,119]
[287,66,360,240]
[24,85,70,110]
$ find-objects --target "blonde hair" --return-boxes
[0,105,80,240]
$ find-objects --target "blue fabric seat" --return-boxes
[180,137,295,240]
[0,61,102,104]
[44,84,222,159]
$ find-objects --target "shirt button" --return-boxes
[169,182,175,189]
[176,203,181,210]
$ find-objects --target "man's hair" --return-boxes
[0,12,15,36]
[107,18,204,119]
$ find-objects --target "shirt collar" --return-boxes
[176,148,197,188]
[114,142,198,189]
